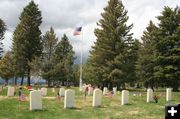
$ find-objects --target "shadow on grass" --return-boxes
[123,103,133,106]
[65,107,82,110]
[31,109,48,112]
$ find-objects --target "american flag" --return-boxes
[56,95,61,102]
[19,94,26,102]
[73,27,82,35]
[107,91,113,98]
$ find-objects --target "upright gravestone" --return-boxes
[59,88,65,97]
[147,89,153,103]
[166,88,172,101]
[88,87,93,96]
[41,88,47,96]
[30,90,42,110]
[52,88,55,93]
[92,89,102,107]
[7,86,15,97]
[64,89,75,108]
[121,90,129,105]
[103,87,108,95]
[113,87,117,95]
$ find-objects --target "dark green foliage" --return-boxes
[0,52,15,84]
[86,0,137,89]
[154,6,180,91]
[136,21,158,89]
[41,27,58,86]
[12,1,42,85]
[52,34,75,86]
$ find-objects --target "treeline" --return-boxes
[0,1,76,87]
[83,0,180,91]
[0,0,179,91]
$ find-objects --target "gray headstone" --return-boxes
[30,90,42,110]
[166,88,172,101]
[64,89,75,108]
[7,86,15,97]
[103,87,108,95]
[147,89,153,103]
[92,89,102,107]
[59,88,65,97]
[41,88,47,96]
[113,87,117,95]
[121,90,129,105]
[88,87,93,96]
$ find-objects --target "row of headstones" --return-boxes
[103,87,173,102]
[30,88,173,111]
[86,86,117,96]
[6,86,66,97]
[30,89,102,110]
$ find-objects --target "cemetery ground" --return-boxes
[0,87,179,119]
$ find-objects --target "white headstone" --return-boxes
[52,88,55,93]
[88,87,93,96]
[166,88,172,101]
[147,89,153,103]
[121,90,129,105]
[7,86,15,97]
[92,89,102,107]
[103,87,108,95]
[30,90,42,110]
[41,88,47,96]
[64,89,75,108]
[113,87,117,95]
[59,88,65,97]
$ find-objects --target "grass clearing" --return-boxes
[0,87,179,119]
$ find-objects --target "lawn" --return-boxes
[0,87,179,119]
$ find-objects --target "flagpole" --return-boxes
[79,28,83,91]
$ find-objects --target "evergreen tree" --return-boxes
[41,27,58,87]
[88,0,134,89]
[136,21,158,89]
[12,1,42,86]
[0,19,6,59]
[0,52,15,84]
[154,6,180,91]
[53,34,75,86]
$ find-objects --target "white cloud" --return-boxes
[0,0,179,61]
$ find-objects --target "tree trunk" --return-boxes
[62,81,65,86]
[47,80,51,87]
[20,76,24,85]
[109,82,113,90]
[151,85,154,92]
[5,79,8,85]
[172,84,179,91]
[14,77,17,85]
[27,68,31,86]
[122,83,126,90]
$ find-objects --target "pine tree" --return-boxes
[41,27,58,87]
[0,52,15,84]
[12,1,42,86]
[0,19,6,59]
[136,21,158,89]
[87,0,134,89]
[53,34,75,86]
[154,6,180,91]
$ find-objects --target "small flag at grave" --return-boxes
[107,91,113,98]
[56,95,61,102]
[19,94,26,102]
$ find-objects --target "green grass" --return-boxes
[0,87,180,119]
